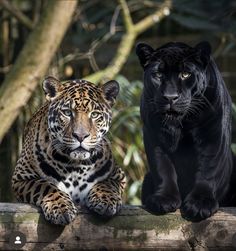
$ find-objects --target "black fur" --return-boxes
[136,41,236,222]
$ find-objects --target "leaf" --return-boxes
[123,145,136,166]
[128,181,142,198]
[231,144,236,155]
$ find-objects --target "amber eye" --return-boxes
[152,71,162,78]
[62,109,72,117]
[90,111,100,119]
[180,72,191,80]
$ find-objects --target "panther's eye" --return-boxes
[90,111,100,119]
[61,109,72,117]
[152,72,162,78]
[180,72,191,80]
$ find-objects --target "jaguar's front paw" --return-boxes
[144,194,181,214]
[86,195,122,218]
[41,194,78,225]
[181,191,219,222]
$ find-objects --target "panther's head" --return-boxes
[136,41,211,121]
[42,77,119,160]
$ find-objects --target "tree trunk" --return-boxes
[0,0,78,143]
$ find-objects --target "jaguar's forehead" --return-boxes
[59,79,105,112]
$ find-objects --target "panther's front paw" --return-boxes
[181,191,219,222]
[41,195,78,225]
[144,194,181,214]
[86,195,122,218]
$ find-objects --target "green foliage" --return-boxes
[109,75,145,204]
[126,180,142,205]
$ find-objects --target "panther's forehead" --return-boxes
[60,79,105,112]
[154,47,193,67]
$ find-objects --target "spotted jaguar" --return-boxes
[12,76,126,225]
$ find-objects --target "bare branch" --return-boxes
[85,0,172,83]
[86,5,122,75]
[0,0,34,30]
[110,6,121,34]
[119,0,134,32]
[86,32,136,83]
[88,52,100,72]
[135,0,171,34]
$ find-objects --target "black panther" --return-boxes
[136,41,236,221]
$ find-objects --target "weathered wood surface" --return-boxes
[0,203,236,250]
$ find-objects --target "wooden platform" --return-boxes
[0,203,236,250]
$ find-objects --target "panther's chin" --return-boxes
[166,110,182,116]
[160,109,184,118]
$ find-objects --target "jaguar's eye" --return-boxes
[180,72,191,80]
[90,111,100,119]
[62,109,72,117]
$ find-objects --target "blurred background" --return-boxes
[0,0,236,204]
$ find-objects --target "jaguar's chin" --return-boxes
[70,147,91,160]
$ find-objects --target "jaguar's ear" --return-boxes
[102,80,119,107]
[42,76,63,101]
[195,41,211,68]
[136,42,154,68]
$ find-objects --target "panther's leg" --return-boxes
[181,125,231,221]
[12,178,78,225]
[142,127,181,214]
[85,166,126,217]
[141,172,155,204]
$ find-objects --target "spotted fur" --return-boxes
[12,77,126,225]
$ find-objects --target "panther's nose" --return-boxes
[163,93,179,104]
[72,131,90,143]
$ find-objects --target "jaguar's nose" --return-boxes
[72,132,90,143]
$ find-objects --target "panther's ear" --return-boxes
[195,41,211,68]
[102,80,119,107]
[42,76,63,101]
[136,42,154,68]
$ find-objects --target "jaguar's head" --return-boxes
[42,77,119,160]
[136,41,211,121]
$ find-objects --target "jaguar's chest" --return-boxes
[57,162,111,204]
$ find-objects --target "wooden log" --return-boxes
[0,203,236,250]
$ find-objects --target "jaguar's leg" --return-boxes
[12,178,78,225]
[85,166,126,217]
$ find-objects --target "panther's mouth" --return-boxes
[166,110,182,116]
[161,109,183,117]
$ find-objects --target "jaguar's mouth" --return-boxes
[74,146,89,152]
[70,146,91,160]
